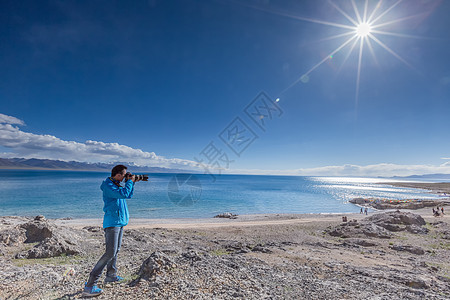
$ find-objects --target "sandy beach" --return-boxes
[54,213,367,229]
[54,207,440,229]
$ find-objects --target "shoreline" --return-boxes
[2,213,369,229]
[46,207,449,229]
[55,213,365,229]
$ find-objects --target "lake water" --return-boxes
[0,170,441,219]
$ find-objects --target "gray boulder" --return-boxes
[14,217,82,259]
[34,215,46,221]
[442,231,450,240]
[327,222,392,239]
[366,210,426,227]
[15,236,81,259]
[83,226,102,233]
[137,251,176,281]
[390,244,425,255]
[252,244,273,253]
[365,211,428,234]
[406,224,429,234]
[326,211,428,239]
[214,212,238,219]
[342,239,378,247]
[0,228,26,246]
[20,220,53,243]
[181,250,202,263]
[360,223,392,239]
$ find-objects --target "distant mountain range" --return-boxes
[0,157,192,173]
[391,174,450,180]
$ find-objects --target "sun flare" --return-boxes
[276,0,423,107]
[355,22,371,37]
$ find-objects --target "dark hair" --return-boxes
[111,165,127,177]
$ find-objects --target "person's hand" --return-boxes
[129,174,136,182]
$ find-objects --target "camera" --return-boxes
[125,172,149,181]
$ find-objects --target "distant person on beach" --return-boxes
[442,207,445,215]
[360,208,363,214]
[83,165,142,297]
[364,208,368,215]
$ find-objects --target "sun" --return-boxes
[276,0,421,106]
[355,22,371,37]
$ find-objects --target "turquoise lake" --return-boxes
[0,170,442,219]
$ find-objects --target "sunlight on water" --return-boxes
[310,177,437,203]
[325,184,411,193]
[314,177,410,184]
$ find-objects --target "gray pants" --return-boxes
[87,226,123,287]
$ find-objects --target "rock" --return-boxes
[406,224,429,234]
[233,248,250,254]
[360,223,392,239]
[350,198,443,210]
[306,241,336,249]
[34,215,46,221]
[20,221,53,243]
[350,198,366,204]
[181,250,202,263]
[324,261,345,268]
[342,239,378,247]
[0,228,26,246]
[430,221,447,227]
[351,211,429,235]
[214,212,238,219]
[325,211,428,239]
[13,220,82,259]
[83,226,102,233]
[366,211,426,227]
[327,226,347,238]
[380,223,405,232]
[137,251,176,281]
[390,245,425,255]
[15,237,81,259]
[252,244,272,253]
[437,275,450,283]
[47,271,63,282]
[225,241,250,254]
[405,278,429,289]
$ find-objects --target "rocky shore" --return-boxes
[1,209,450,299]
[349,197,447,210]
[349,181,450,210]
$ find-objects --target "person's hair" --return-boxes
[111,165,127,177]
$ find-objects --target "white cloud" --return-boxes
[2,112,450,177]
[295,163,450,177]
[223,163,450,177]
[0,113,25,125]
[0,114,200,170]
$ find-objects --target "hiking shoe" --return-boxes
[82,283,102,297]
[104,275,124,283]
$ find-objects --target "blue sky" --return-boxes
[1,0,450,176]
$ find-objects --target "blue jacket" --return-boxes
[101,177,134,228]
